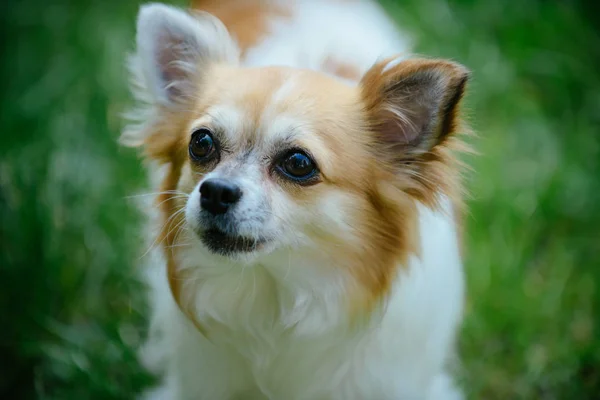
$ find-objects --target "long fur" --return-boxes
[123,1,472,399]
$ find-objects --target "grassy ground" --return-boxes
[1,0,599,399]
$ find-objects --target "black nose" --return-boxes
[199,178,242,215]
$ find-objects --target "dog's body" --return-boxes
[125,1,469,399]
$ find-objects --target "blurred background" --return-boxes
[1,0,599,398]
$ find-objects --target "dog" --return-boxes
[122,1,470,399]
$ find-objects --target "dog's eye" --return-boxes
[278,151,317,181]
[189,128,217,161]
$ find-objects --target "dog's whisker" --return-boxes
[125,190,190,199]
[138,206,187,259]
[163,210,188,242]
[172,222,192,247]
[152,195,189,210]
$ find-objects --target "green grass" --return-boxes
[1,0,598,398]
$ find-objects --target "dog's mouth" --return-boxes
[200,228,267,255]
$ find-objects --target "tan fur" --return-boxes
[123,0,470,327]
[322,56,362,82]
[191,0,289,55]
[121,5,473,397]
[129,56,468,322]
[360,57,471,256]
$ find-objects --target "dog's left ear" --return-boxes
[360,57,469,161]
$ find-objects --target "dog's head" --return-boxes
[124,4,468,302]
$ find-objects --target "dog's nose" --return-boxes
[199,179,242,215]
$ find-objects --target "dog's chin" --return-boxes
[198,228,269,258]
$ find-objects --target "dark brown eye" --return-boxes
[189,128,216,161]
[279,151,317,181]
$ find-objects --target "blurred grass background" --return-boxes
[1,0,598,398]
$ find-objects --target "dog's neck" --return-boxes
[171,243,387,338]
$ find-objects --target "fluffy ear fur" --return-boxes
[361,57,469,161]
[135,3,238,105]
[121,3,238,148]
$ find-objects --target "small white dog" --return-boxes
[122,1,470,399]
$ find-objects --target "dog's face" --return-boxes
[125,4,468,297]
[179,66,370,259]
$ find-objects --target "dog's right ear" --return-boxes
[134,3,238,107]
[121,3,238,149]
